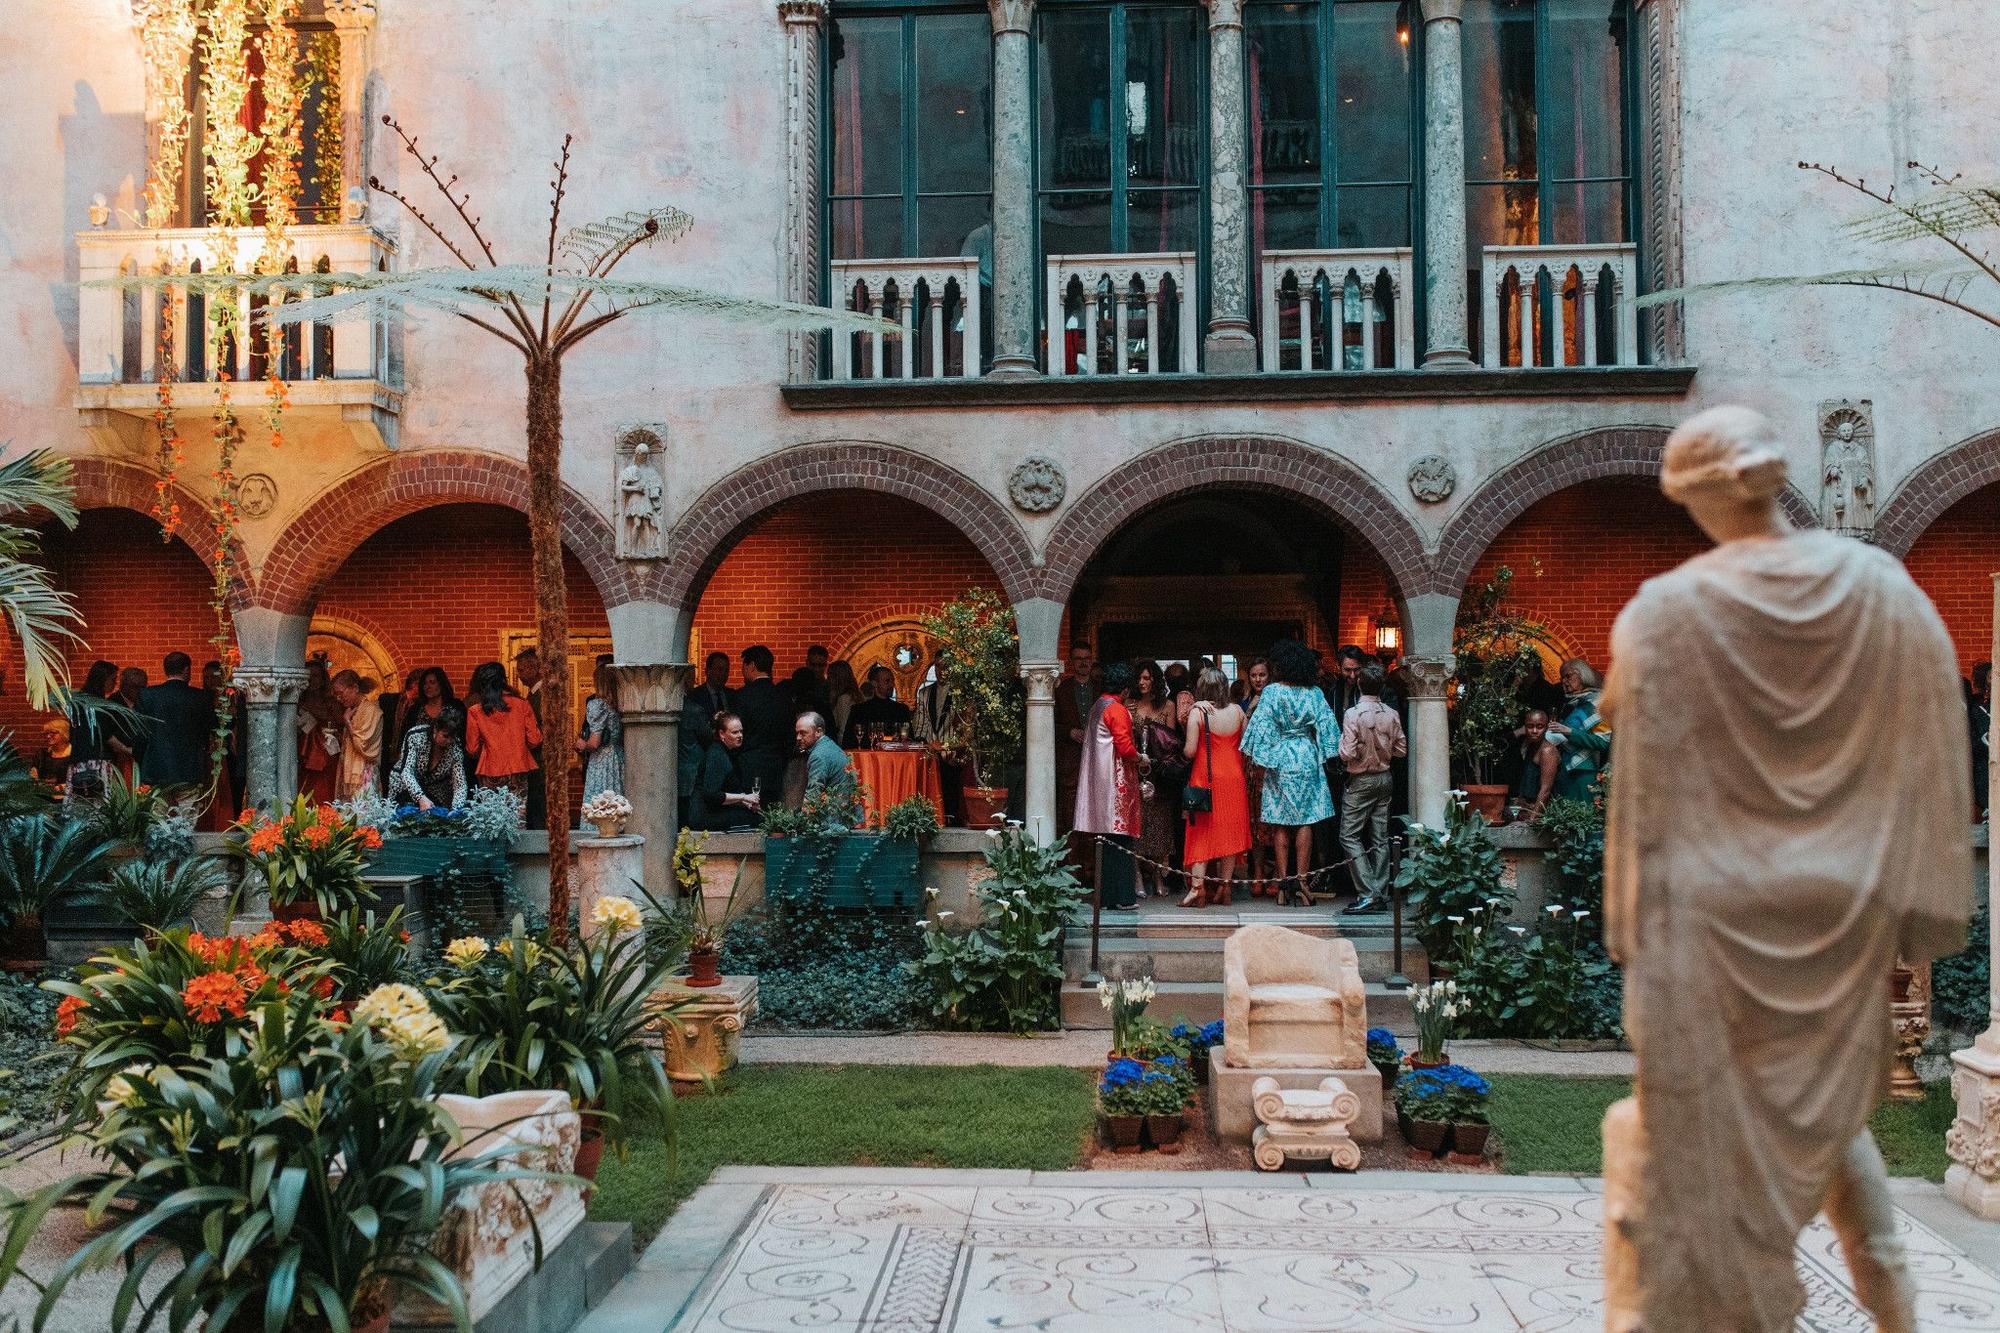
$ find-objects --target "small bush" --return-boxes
[1935,899,1990,1033]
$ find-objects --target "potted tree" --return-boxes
[1450,566,1561,824]
[919,589,1023,827]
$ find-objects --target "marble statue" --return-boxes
[615,427,667,559]
[1599,405,1972,1332]
[1818,398,1877,533]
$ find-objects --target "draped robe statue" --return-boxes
[1599,406,1972,1332]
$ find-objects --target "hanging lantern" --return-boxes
[1373,604,1402,656]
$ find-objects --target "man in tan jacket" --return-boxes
[1335,661,1405,914]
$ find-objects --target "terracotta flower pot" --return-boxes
[1,913,46,971]
[573,1130,605,1183]
[1449,1122,1491,1163]
[1101,1113,1143,1153]
[1406,1118,1450,1157]
[961,785,1009,829]
[1459,784,1509,826]
[1408,1052,1447,1071]
[1145,1113,1185,1152]
[684,947,723,988]
[272,899,322,924]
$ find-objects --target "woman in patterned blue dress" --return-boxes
[1240,639,1343,905]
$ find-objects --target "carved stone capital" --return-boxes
[988,0,1034,36]
[613,662,691,723]
[1021,663,1062,702]
[1421,0,1465,22]
[1403,657,1454,700]
[1200,0,1244,30]
[323,0,377,31]
[234,666,312,707]
[778,0,828,26]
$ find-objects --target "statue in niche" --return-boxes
[1599,406,1970,1332]
[1818,398,1877,533]
[615,429,666,560]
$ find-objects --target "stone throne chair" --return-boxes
[1212,924,1380,1143]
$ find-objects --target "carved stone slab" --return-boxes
[1818,398,1876,534]
[615,425,668,559]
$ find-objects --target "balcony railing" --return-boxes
[1479,242,1639,369]
[1046,252,1197,377]
[1258,248,1416,373]
[77,224,396,388]
[827,257,983,381]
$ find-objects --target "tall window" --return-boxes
[1036,4,1204,256]
[827,10,994,261]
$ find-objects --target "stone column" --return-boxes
[780,0,829,381]
[1404,658,1453,828]
[614,663,691,902]
[575,834,646,946]
[1201,0,1257,372]
[1419,0,1474,367]
[1947,574,2000,1218]
[325,0,377,213]
[988,0,1040,378]
[1021,662,1061,845]
[235,666,309,813]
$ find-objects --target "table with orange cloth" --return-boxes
[848,748,946,825]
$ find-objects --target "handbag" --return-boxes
[1181,706,1215,814]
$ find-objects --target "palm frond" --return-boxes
[1843,181,2000,246]
[0,450,78,529]
[0,553,83,712]
[1636,261,2000,320]
[558,208,694,275]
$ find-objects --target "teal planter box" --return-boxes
[364,837,509,881]
[763,834,922,910]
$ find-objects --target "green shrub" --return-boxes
[1394,798,1511,959]
[722,897,926,1031]
[910,829,1084,1034]
[1935,899,1990,1033]
[1535,796,1606,922]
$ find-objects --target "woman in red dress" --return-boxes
[1181,666,1252,907]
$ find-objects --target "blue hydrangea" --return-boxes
[1171,1022,1194,1041]
[1154,1054,1181,1068]
[1100,1058,1146,1092]
[1367,1026,1398,1048]
[1141,1070,1173,1084]
[1199,1021,1223,1045]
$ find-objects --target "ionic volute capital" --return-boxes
[1020,663,1062,701]
[1403,657,1455,700]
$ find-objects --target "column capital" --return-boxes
[1021,662,1062,701]
[324,0,377,31]
[234,665,311,706]
[778,0,828,26]
[1403,657,1455,700]
[1421,0,1465,23]
[988,0,1034,37]
[1200,0,1244,31]
[613,662,692,722]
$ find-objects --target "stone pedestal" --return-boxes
[575,834,645,945]
[1947,1041,2000,1218]
[1250,1075,1361,1171]
[1210,1048,1382,1144]
[1021,663,1059,845]
[613,663,689,904]
[652,974,759,1087]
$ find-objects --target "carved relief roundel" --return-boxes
[1407,455,1457,505]
[1008,455,1067,513]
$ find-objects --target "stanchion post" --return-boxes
[1385,835,1410,990]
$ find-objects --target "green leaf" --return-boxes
[269,1166,306,1243]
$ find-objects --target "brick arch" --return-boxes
[255,450,627,616]
[662,442,1039,609]
[1431,425,1819,596]
[63,456,255,605]
[1037,434,1431,605]
[1874,428,2000,557]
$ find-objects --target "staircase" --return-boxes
[1061,905,1428,1036]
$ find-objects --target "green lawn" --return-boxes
[589,1064,1097,1242]
[1489,1074,1957,1181]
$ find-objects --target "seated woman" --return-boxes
[390,704,468,812]
[688,711,763,830]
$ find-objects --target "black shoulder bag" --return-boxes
[1182,705,1215,814]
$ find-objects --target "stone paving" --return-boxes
[579,1167,2000,1333]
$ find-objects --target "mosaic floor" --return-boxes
[670,1179,2000,1332]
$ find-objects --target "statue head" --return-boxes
[1662,406,1793,545]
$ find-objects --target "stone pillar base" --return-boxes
[575,834,645,944]
[1946,1041,2000,1218]
[987,356,1042,380]
[652,974,759,1087]
[1203,324,1259,374]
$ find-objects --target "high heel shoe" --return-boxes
[1179,888,1205,908]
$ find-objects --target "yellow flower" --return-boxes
[589,895,643,935]
[495,937,543,969]
[443,936,489,969]
[380,1009,450,1059]
[352,982,430,1027]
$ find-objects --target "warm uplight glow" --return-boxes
[1373,605,1402,655]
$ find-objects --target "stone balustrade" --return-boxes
[1258,248,1417,373]
[1479,242,1641,369]
[827,256,983,381]
[1045,252,1199,376]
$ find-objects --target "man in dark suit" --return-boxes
[515,648,547,828]
[692,651,735,726]
[732,644,794,800]
[137,651,216,791]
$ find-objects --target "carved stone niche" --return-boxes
[1818,399,1877,535]
[615,425,668,560]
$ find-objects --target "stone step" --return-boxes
[1059,981,1416,1035]
[1062,935,1428,986]
[1068,907,1405,942]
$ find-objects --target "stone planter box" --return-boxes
[366,836,510,881]
[763,833,922,910]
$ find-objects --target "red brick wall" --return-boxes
[1903,482,2000,673]
[690,492,1004,670]
[1466,480,1708,668]
[0,509,220,745]
[315,504,610,688]
[1337,542,1393,651]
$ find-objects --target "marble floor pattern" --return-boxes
[670,1180,2000,1332]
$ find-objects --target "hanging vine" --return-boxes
[256,0,303,450]
[307,31,342,220]
[138,0,199,536]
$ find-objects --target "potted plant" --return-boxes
[102,854,231,934]
[581,789,633,838]
[1393,797,1511,960]
[0,815,118,968]
[1450,566,1561,824]
[1171,1018,1224,1084]
[1097,1056,1148,1152]
[1097,974,1156,1058]
[346,786,520,881]
[1394,1067,1454,1158]
[1367,1026,1404,1089]
[229,794,382,920]
[761,783,928,910]
[1140,1059,1190,1151]
[1435,1063,1493,1161]
[1409,978,1459,1069]
[919,589,1023,827]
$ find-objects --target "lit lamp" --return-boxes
[1372,604,1402,657]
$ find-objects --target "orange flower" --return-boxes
[361,827,383,851]
[281,919,328,947]
[316,804,339,825]
[246,926,283,954]
[236,808,255,827]
[134,785,151,796]
[181,970,249,1023]
[302,824,332,849]
[247,824,284,855]
[311,975,335,1000]
[55,994,86,1036]
[328,1006,350,1026]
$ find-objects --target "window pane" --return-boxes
[1040,11,1112,190]
[1462,0,1537,184]
[916,14,992,194]
[1247,6,1320,187]
[1544,0,1627,182]
[829,17,904,197]
[1251,186,1321,254]
[1331,0,1414,185]
[1125,8,1203,186]
[1550,179,1625,244]
[919,194,993,259]
[1127,187,1200,252]
[1043,192,1114,256]
[831,196,904,261]
[1467,180,1539,249]
[1334,184,1410,248]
